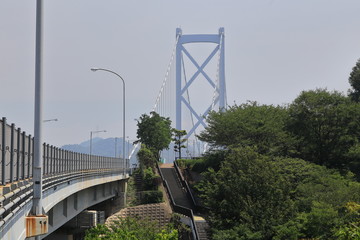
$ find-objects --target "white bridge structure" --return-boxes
[150,27,227,159]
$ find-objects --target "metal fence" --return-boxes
[0,117,126,186]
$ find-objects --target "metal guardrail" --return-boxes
[0,168,130,229]
[157,163,200,240]
[0,117,131,229]
[0,117,126,186]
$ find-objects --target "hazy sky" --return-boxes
[1,1,360,147]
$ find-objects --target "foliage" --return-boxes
[137,145,157,170]
[197,147,294,239]
[197,147,360,239]
[142,167,158,190]
[85,216,177,240]
[136,112,172,160]
[172,129,187,159]
[177,150,226,173]
[170,213,192,240]
[140,190,163,204]
[349,59,360,102]
[126,173,138,207]
[198,102,295,156]
[287,89,360,172]
[334,202,360,239]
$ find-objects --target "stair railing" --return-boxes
[157,163,200,240]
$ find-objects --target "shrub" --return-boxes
[140,190,163,204]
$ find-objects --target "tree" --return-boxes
[287,89,360,171]
[137,145,157,170]
[136,112,172,160]
[172,129,187,159]
[197,147,360,239]
[197,147,294,239]
[198,102,295,156]
[349,59,360,102]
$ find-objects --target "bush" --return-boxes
[140,190,163,204]
[176,150,226,173]
[142,167,159,190]
[198,147,360,239]
[137,145,157,170]
[85,216,177,240]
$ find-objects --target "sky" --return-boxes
[1,0,360,147]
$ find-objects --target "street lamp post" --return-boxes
[90,130,106,155]
[91,68,126,174]
[33,0,44,222]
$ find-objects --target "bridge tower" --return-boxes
[176,28,226,139]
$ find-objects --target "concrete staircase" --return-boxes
[160,163,210,240]
[134,172,143,191]
[160,164,194,209]
[194,217,210,240]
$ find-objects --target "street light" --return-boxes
[43,118,58,123]
[90,130,106,155]
[91,68,126,173]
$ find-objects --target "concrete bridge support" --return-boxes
[42,178,128,240]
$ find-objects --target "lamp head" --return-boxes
[91,68,99,72]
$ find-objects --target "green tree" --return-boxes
[287,89,360,171]
[137,145,157,170]
[349,59,360,102]
[335,202,360,240]
[198,102,295,156]
[136,112,172,160]
[172,129,187,159]
[197,147,360,239]
[198,147,294,239]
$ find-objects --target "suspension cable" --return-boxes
[152,35,179,112]
[130,36,179,160]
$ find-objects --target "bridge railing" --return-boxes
[0,117,126,186]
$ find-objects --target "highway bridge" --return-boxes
[0,117,130,239]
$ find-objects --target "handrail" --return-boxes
[174,161,198,209]
[157,163,200,240]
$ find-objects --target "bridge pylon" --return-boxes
[175,28,226,139]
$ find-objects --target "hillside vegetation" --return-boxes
[183,59,360,240]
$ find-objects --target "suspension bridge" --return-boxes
[130,27,227,160]
[0,28,226,240]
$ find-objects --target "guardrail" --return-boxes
[0,168,130,229]
[0,117,125,186]
[0,116,131,230]
[157,163,200,240]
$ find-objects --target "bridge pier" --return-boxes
[89,179,128,217]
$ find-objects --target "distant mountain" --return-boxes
[61,137,205,166]
[61,137,138,166]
